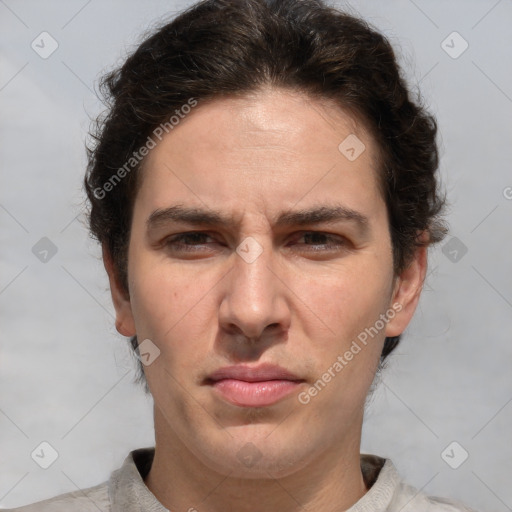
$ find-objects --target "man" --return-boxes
[5,0,476,510]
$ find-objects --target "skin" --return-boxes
[104,86,427,512]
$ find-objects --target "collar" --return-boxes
[108,447,401,512]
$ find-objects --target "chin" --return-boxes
[191,433,316,479]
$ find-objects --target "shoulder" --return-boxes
[389,479,478,512]
[0,481,110,512]
[355,455,477,512]
[1,446,156,511]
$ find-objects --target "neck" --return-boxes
[144,407,368,512]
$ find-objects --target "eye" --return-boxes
[164,232,219,252]
[162,230,350,257]
[292,231,348,251]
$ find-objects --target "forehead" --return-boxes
[149,87,378,162]
[137,87,384,221]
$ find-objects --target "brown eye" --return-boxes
[294,231,347,251]
[165,232,217,252]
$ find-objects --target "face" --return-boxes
[106,86,425,478]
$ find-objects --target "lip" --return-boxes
[207,363,302,383]
[205,364,305,407]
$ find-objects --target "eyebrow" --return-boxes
[147,204,370,235]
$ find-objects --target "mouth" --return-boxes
[204,363,306,407]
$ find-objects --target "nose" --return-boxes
[218,240,291,344]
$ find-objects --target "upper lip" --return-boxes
[206,363,303,383]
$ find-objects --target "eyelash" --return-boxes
[164,231,348,253]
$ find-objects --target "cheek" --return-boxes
[132,277,192,331]
[300,263,393,413]
[127,252,219,355]
[304,256,394,339]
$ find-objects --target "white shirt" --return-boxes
[2,447,477,511]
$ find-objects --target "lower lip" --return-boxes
[210,379,302,407]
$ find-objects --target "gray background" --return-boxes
[1,0,511,509]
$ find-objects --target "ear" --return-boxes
[102,245,136,337]
[385,232,429,338]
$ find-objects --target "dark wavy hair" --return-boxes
[84,0,447,393]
